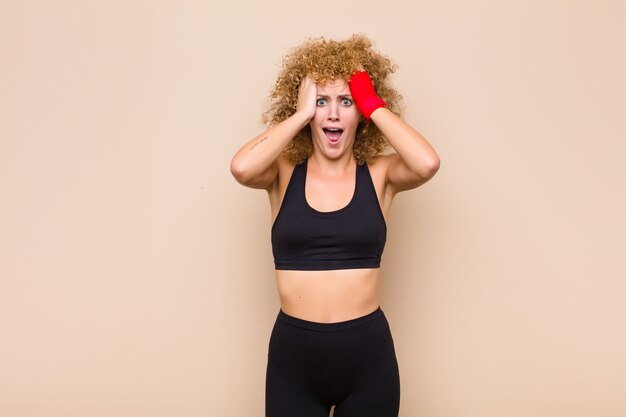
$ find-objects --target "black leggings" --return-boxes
[265,307,401,417]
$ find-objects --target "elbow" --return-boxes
[418,156,440,180]
[230,157,250,185]
[428,156,440,176]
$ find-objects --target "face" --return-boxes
[309,79,361,159]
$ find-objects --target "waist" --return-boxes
[277,305,384,331]
[275,268,380,323]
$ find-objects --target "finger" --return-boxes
[302,74,315,87]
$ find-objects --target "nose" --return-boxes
[327,102,339,121]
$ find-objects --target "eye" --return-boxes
[316,98,327,106]
[341,98,353,106]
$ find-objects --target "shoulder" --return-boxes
[276,154,299,184]
[365,154,393,180]
[363,154,394,200]
[266,154,298,202]
[360,154,410,215]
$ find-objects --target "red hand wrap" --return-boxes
[348,70,386,122]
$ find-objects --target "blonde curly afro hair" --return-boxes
[261,34,403,165]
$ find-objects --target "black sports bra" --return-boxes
[271,158,387,270]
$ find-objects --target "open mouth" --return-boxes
[323,128,343,144]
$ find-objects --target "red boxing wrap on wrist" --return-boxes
[348,70,386,122]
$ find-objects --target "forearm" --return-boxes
[370,107,440,176]
[230,111,310,182]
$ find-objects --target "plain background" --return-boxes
[1,1,625,416]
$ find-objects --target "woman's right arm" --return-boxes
[230,76,317,190]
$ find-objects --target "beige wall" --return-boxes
[1,1,625,416]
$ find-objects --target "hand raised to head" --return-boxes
[296,75,317,121]
[348,67,386,123]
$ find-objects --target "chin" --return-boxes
[312,135,354,158]
[324,146,351,159]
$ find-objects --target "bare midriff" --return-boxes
[275,268,380,323]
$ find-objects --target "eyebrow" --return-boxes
[316,94,353,99]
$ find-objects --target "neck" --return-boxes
[309,152,356,176]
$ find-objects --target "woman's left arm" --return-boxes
[370,107,440,193]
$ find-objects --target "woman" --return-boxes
[230,34,440,417]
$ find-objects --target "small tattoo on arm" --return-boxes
[250,136,269,151]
